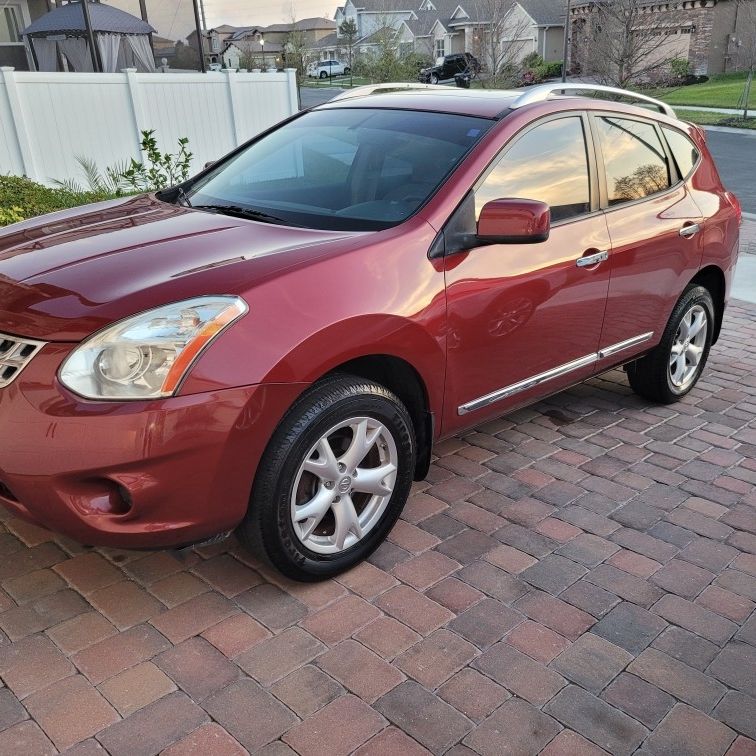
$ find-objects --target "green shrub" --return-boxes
[544,61,563,78]
[0,206,25,226]
[121,130,193,192]
[521,52,544,69]
[0,175,115,227]
[670,57,690,80]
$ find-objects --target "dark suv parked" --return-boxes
[419,52,480,84]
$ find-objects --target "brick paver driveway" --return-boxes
[1,303,755,756]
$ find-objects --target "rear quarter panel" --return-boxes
[685,126,740,302]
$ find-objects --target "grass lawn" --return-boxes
[674,108,756,129]
[643,72,754,109]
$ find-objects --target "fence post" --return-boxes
[122,68,147,159]
[0,67,39,181]
[285,68,300,115]
[224,68,243,146]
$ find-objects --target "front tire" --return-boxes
[627,285,714,404]
[319,70,328,79]
[430,73,439,84]
[238,375,416,581]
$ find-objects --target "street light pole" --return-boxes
[191,0,206,72]
[561,0,571,82]
[260,38,265,70]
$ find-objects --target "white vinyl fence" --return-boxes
[0,67,300,186]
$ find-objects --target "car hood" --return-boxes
[0,194,357,342]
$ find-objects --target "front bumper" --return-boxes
[0,343,306,548]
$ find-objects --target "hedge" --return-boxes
[0,175,116,228]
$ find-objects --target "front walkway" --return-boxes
[0,302,754,755]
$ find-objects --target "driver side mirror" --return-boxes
[477,198,550,244]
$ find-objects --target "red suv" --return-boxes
[0,83,741,580]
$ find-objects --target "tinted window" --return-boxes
[187,108,492,231]
[596,117,671,205]
[662,126,699,179]
[475,116,591,222]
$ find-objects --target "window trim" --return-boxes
[660,124,702,182]
[587,111,683,213]
[0,4,24,47]
[471,111,600,227]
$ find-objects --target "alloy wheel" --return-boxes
[669,304,708,391]
[290,416,398,554]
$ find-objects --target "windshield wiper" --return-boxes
[192,204,291,225]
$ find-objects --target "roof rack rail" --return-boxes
[510,83,676,118]
[331,82,450,101]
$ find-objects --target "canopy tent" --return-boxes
[22,1,156,73]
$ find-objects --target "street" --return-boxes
[706,129,756,215]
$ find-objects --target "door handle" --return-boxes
[679,223,701,238]
[576,250,609,268]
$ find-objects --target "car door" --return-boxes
[443,56,458,79]
[443,113,613,434]
[590,113,704,360]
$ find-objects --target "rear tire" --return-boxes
[627,285,714,404]
[238,375,416,581]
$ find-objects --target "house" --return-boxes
[152,34,177,66]
[1,0,49,70]
[334,0,565,64]
[187,24,238,66]
[569,0,755,77]
[217,18,338,69]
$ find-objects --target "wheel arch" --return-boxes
[325,354,434,481]
[690,265,726,343]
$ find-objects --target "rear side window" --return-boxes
[475,116,591,223]
[595,116,671,205]
[662,126,700,179]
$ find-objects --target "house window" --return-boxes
[435,38,445,58]
[0,6,22,45]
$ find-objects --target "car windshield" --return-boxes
[185,107,493,231]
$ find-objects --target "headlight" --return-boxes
[59,296,248,400]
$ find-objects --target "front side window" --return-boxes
[475,116,591,223]
[662,126,699,179]
[186,108,492,231]
[596,116,671,205]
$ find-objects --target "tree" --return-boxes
[285,25,308,82]
[573,0,681,88]
[470,0,534,88]
[173,40,201,70]
[340,18,359,86]
[731,0,755,120]
[238,42,262,71]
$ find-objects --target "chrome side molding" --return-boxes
[598,331,654,359]
[458,332,654,415]
[458,354,597,415]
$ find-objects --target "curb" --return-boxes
[702,125,756,135]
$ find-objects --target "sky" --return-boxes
[108,1,339,41]
[203,0,339,28]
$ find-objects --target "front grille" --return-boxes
[0,332,46,388]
